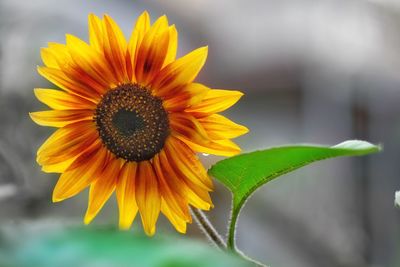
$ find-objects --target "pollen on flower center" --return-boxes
[94,83,169,162]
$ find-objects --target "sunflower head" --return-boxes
[30,11,248,236]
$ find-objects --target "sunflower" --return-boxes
[30,11,248,236]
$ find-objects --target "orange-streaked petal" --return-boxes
[135,15,170,86]
[65,34,118,90]
[36,121,92,155]
[42,42,107,97]
[30,109,93,128]
[153,153,191,221]
[37,66,100,102]
[169,112,209,146]
[151,46,208,96]
[164,157,213,211]
[161,200,187,234]
[152,143,188,200]
[116,162,139,229]
[103,14,128,83]
[155,141,211,211]
[34,88,95,110]
[135,161,161,236]
[185,89,243,117]
[37,121,98,165]
[198,114,249,140]
[162,83,210,112]
[38,136,99,167]
[65,141,107,172]
[164,137,212,190]
[52,143,107,202]
[127,11,151,82]
[38,121,98,173]
[169,113,240,156]
[84,158,123,224]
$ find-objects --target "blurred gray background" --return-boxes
[0,0,399,266]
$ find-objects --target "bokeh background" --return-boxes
[0,0,399,266]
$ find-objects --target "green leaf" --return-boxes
[209,140,380,212]
[208,140,381,249]
[0,224,253,267]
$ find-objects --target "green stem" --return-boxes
[227,206,239,250]
[191,208,226,250]
[193,206,267,267]
[228,205,267,267]
[237,252,268,267]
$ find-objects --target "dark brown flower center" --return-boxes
[94,83,169,162]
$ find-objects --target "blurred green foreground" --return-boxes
[0,223,252,267]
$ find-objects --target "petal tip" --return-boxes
[241,125,250,134]
[119,219,133,230]
[52,192,64,203]
[83,213,94,225]
[143,226,156,236]
[33,88,40,95]
[176,226,187,234]
[119,223,131,231]
[199,46,208,54]
[28,112,38,123]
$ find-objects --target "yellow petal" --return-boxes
[52,144,107,202]
[161,199,187,234]
[135,161,161,236]
[41,48,62,69]
[34,88,95,110]
[163,25,178,67]
[103,14,128,83]
[88,14,104,52]
[173,133,241,157]
[41,157,76,173]
[185,89,243,117]
[198,114,249,140]
[185,185,213,211]
[41,43,70,68]
[41,48,57,68]
[151,46,208,96]
[116,162,138,230]
[30,109,93,128]
[84,158,123,224]
[127,11,151,82]
[135,15,170,85]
